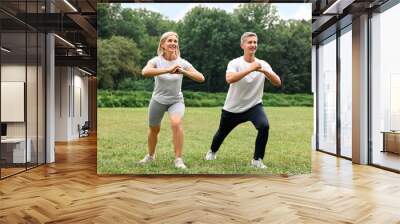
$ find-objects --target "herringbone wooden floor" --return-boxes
[1,135,400,224]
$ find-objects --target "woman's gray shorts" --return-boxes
[148,99,185,127]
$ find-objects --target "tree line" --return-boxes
[98,3,312,93]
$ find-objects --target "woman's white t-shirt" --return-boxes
[148,56,192,104]
[223,56,273,113]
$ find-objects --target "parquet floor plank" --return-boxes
[0,135,399,223]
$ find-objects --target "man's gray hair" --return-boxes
[240,32,258,44]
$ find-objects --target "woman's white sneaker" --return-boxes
[205,150,217,160]
[138,154,155,164]
[174,158,187,169]
[251,159,267,169]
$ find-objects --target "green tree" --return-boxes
[234,4,311,93]
[97,36,142,89]
[234,3,279,41]
[131,8,176,37]
[115,8,177,68]
[97,3,122,38]
[266,19,311,93]
[131,9,177,67]
[178,6,242,92]
[97,4,312,93]
[114,8,147,46]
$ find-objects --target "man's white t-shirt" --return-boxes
[223,56,273,113]
[148,56,192,104]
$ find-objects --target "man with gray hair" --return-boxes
[205,32,281,169]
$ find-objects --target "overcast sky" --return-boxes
[121,3,311,22]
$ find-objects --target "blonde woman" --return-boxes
[139,31,205,169]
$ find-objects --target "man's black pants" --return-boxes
[210,103,269,160]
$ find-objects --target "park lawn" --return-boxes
[97,107,312,175]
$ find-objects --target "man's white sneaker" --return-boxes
[251,159,267,169]
[205,150,217,160]
[174,158,187,169]
[138,154,155,164]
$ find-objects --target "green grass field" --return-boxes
[98,107,312,175]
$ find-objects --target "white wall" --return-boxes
[55,66,70,141]
[55,67,89,141]
[1,64,25,81]
[1,63,46,164]
[1,65,26,140]
[73,72,89,137]
[1,65,25,125]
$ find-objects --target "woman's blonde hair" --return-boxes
[157,31,180,57]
